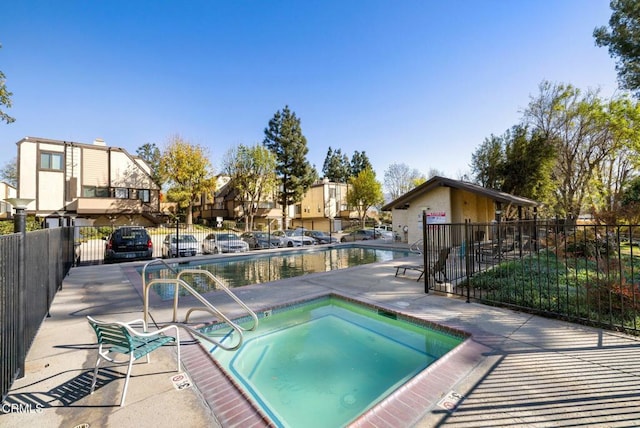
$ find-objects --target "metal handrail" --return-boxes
[143,277,245,351]
[141,258,178,279]
[409,239,423,255]
[141,260,259,351]
[176,269,258,332]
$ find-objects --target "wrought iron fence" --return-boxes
[422,217,640,335]
[73,221,344,265]
[1,227,75,402]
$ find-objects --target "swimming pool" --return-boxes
[145,245,413,300]
[197,295,465,428]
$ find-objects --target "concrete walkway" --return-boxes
[2,250,640,427]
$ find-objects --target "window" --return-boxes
[258,201,274,209]
[138,189,150,203]
[40,152,64,171]
[115,188,129,199]
[82,186,110,197]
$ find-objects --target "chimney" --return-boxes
[93,138,106,146]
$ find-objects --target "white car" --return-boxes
[272,230,316,247]
[162,234,199,258]
[202,233,249,254]
[373,227,394,240]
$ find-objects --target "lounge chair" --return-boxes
[478,239,516,262]
[395,247,450,282]
[87,316,181,406]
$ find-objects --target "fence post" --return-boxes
[6,198,33,379]
[423,211,429,294]
[465,220,471,303]
[175,217,180,258]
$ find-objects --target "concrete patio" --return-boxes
[2,249,640,427]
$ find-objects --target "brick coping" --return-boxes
[179,294,487,427]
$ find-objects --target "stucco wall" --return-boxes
[18,141,39,210]
[392,186,452,243]
[37,170,65,211]
[451,188,496,223]
[110,150,156,189]
[390,186,503,244]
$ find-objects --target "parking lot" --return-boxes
[74,228,359,265]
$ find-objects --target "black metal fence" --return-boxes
[422,217,640,335]
[0,227,75,402]
[73,221,343,265]
[5,216,638,402]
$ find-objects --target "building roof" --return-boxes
[381,176,541,211]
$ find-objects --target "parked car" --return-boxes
[240,231,281,250]
[162,233,199,258]
[340,229,377,242]
[103,226,154,263]
[373,226,394,240]
[202,233,249,254]
[304,230,339,244]
[272,230,316,247]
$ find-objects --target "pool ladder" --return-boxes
[141,259,259,351]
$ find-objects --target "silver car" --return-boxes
[162,234,199,258]
[273,230,316,247]
[202,233,249,254]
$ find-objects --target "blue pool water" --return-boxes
[198,296,465,428]
[145,245,412,299]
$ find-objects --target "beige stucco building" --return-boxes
[382,176,540,244]
[0,181,17,219]
[288,178,357,233]
[195,177,358,233]
[16,137,162,226]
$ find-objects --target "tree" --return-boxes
[322,147,351,182]
[263,106,316,228]
[350,151,373,177]
[500,125,556,203]
[0,44,15,124]
[383,163,425,200]
[620,175,640,223]
[347,168,384,227]
[588,95,640,217]
[426,168,446,180]
[594,0,640,96]
[471,125,556,217]
[0,157,17,187]
[470,134,505,189]
[524,81,619,219]
[223,144,278,231]
[159,135,216,225]
[136,143,162,186]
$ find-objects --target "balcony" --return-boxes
[67,197,149,214]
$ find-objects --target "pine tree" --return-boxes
[351,151,373,177]
[322,147,351,183]
[263,106,316,227]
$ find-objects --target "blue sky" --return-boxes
[1,0,622,183]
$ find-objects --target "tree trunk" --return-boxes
[282,207,288,230]
[186,202,193,225]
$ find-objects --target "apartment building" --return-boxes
[16,137,162,226]
[0,181,17,219]
[289,178,356,233]
[194,177,357,233]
